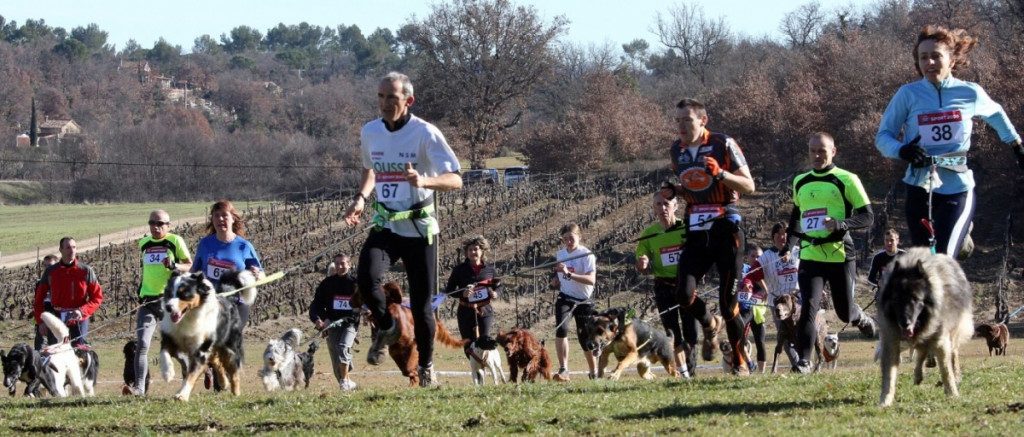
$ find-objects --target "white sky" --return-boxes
[1,0,879,53]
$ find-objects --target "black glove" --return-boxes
[898,136,929,168]
[1013,142,1024,170]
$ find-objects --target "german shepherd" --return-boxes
[583,307,679,380]
[878,248,973,407]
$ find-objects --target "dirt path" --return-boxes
[0,215,208,269]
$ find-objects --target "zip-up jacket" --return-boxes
[34,259,104,323]
[876,77,1020,194]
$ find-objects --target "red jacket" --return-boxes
[34,259,104,324]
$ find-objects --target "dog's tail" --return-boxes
[433,314,465,349]
[219,270,258,305]
[40,312,70,341]
[281,328,302,350]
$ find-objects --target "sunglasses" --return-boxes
[148,220,170,226]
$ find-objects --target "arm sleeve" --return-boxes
[445,266,460,294]
[867,255,882,286]
[876,87,910,158]
[34,277,49,324]
[974,85,1022,144]
[744,260,765,283]
[309,280,327,323]
[80,268,104,319]
[837,205,874,231]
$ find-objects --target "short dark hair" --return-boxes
[676,98,707,117]
[58,236,74,249]
[771,222,787,237]
[559,223,582,237]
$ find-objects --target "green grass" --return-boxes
[0,201,271,255]
[0,181,50,205]
[0,337,1019,435]
[459,153,526,170]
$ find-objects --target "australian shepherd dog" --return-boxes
[159,270,256,401]
[260,328,307,391]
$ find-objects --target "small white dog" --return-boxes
[39,312,89,397]
[260,328,306,391]
[467,339,506,385]
[822,334,840,370]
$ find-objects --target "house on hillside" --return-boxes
[15,133,30,147]
[38,118,82,144]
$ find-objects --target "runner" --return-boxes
[876,24,1023,258]
[661,98,756,375]
[742,222,800,371]
[635,191,698,377]
[786,132,876,374]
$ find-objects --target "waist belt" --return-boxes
[373,195,438,244]
[459,300,491,313]
[930,152,968,173]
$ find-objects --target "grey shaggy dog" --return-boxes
[877,247,973,408]
[260,328,306,391]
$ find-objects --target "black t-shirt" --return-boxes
[867,249,904,286]
[309,273,358,323]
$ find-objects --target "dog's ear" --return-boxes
[0,350,5,360]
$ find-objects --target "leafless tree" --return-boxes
[399,0,568,168]
[780,1,826,48]
[654,3,732,84]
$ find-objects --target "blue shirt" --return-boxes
[191,234,262,287]
[876,77,1020,194]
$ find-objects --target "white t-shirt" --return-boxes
[757,246,800,298]
[361,115,461,238]
[557,245,596,301]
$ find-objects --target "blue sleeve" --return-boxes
[973,84,1021,144]
[876,86,910,159]
[190,240,206,273]
[243,240,262,271]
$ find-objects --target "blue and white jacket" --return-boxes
[876,77,1020,194]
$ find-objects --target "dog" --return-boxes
[122,339,151,395]
[771,293,801,374]
[975,323,1009,356]
[809,309,829,372]
[719,339,752,374]
[260,328,307,391]
[878,248,973,407]
[2,343,55,397]
[297,342,319,389]
[821,334,840,370]
[159,270,256,401]
[583,307,679,380]
[38,312,98,397]
[466,337,506,385]
[364,281,464,386]
[496,328,551,383]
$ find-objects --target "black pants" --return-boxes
[357,228,438,368]
[554,294,595,351]
[796,259,866,361]
[905,184,974,256]
[654,280,698,350]
[675,218,747,365]
[456,303,494,344]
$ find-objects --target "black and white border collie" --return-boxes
[159,270,256,401]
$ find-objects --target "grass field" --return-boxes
[0,324,1020,436]
[0,201,272,256]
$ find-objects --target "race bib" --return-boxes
[801,208,828,233]
[467,285,490,303]
[659,245,682,266]
[689,205,724,231]
[144,247,169,265]
[737,291,753,304]
[333,295,352,311]
[205,258,236,281]
[917,110,966,146]
[375,172,412,202]
[777,267,798,289]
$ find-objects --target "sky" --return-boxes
[1,0,879,53]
